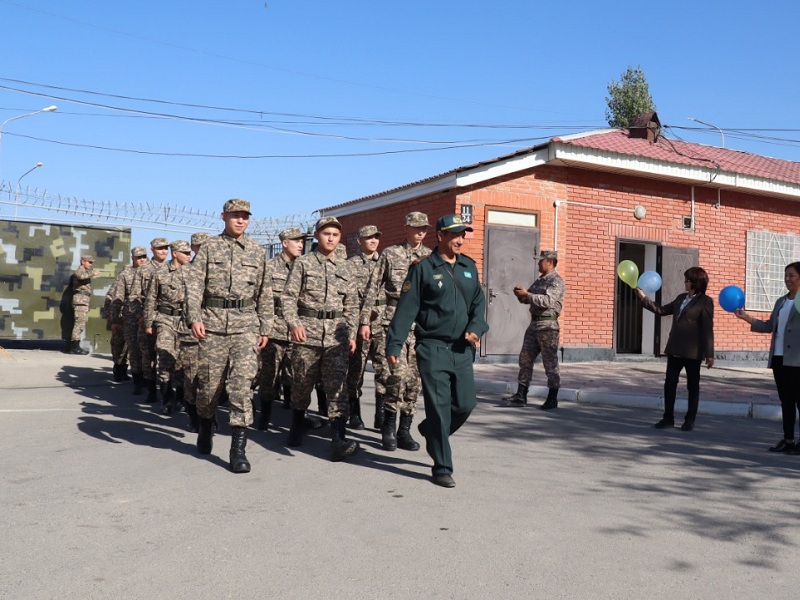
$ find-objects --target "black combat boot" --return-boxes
[119,363,131,381]
[229,427,251,473]
[257,395,272,431]
[70,340,88,355]
[330,417,360,462]
[397,413,420,451]
[197,418,214,454]
[132,372,144,396]
[373,392,385,430]
[160,382,174,415]
[381,409,398,451]
[186,403,199,433]
[112,364,123,383]
[287,409,305,447]
[146,379,158,404]
[282,384,291,409]
[540,388,559,410]
[63,340,71,353]
[174,386,186,413]
[503,384,529,407]
[316,386,328,416]
[347,396,365,430]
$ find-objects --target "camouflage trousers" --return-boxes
[123,314,141,374]
[290,343,349,419]
[385,329,421,415]
[517,325,560,389]
[258,339,291,400]
[71,305,89,341]
[346,326,387,399]
[179,339,200,406]
[138,320,157,381]
[110,326,127,366]
[154,318,181,386]
[195,331,258,427]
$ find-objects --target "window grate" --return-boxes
[745,231,800,311]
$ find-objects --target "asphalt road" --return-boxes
[2,351,799,599]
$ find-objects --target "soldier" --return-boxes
[105,264,130,381]
[69,255,101,355]
[130,238,170,402]
[502,250,566,410]
[281,216,360,462]
[143,240,193,415]
[110,246,149,392]
[359,211,431,451]
[256,227,307,431]
[186,199,272,474]
[345,225,384,430]
[387,214,489,488]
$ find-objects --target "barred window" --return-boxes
[745,230,800,311]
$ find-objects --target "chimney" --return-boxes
[628,111,661,142]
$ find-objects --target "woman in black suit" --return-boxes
[635,267,715,431]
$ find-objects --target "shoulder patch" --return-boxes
[402,281,412,293]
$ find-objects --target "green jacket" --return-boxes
[387,249,489,356]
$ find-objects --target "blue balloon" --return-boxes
[637,271,662,294]
[719,285,745,312]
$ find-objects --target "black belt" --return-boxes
[204,297,254,309]
[298,307,343,319]
[386,297,399,307]
[157,305,182,316]
[531,315,558,321]
[375,298,387,306]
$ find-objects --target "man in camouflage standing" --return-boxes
[69,255,101,355]
[281,216,360,462]
[110,246,149,391]
[256,227,307,431]
[360,211,431,451]
[186,199,272,474]
[345,224,385,430]
[130,238,170,402]
[503,250,566,410]
[105,259,132,381]
[144,240,193,415]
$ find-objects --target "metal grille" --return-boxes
[746,230,800,311]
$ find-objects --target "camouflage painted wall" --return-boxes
[0,219,131,352]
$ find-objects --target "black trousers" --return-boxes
[771,356,800,440]
[663,355,702,423]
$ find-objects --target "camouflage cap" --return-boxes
[279,227,308,241]
[538,250,558,261]
[81,255,95,262]
[223,198,252,214]
[170,240,191,253]
[131,246,148,257]
[150,237,169,249]
[314,216,342,232]
[357,225,382,239]
[435,214,473,233]
[190,232,211,246]
[405,211,430,227]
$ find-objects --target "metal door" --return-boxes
[615,242,646,353]
[657,246,699,355]
[483,224,540,355]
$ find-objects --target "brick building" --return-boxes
[320,116,800,362]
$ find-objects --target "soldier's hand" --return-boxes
[359,324,371,341]
[387,355,399,367]
[513,286,527,299]
[348,339,357,355]
[465,331,480,346]
[145,327,154,336]
[290,326,307,343]
[257,335,269,350]
[191,321,206,340]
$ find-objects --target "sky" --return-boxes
[0,0,798,251]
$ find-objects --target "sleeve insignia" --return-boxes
[402,281,412,293]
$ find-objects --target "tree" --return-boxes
[605,66,656,129]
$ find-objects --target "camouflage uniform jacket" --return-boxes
[360,242,431,327]
[143,260,183,330]
[347,250,382,319]
[281,249,358,348]
[520,270,566,330]
[130,259,166,318]
[185,232,273,336]
[172,261,197,343]
[71,265,94,306]
[103,265,129,322]
[266,253,295,343]
[109,265,138,324]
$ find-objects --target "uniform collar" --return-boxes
[221,232,248,248]
[430,249,467,269]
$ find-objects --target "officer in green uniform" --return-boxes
[387,214,489,488]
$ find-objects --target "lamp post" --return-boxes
[688,117,725,148]
[0,105,58,175]
[15,162,43,221]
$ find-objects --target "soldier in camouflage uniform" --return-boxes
[281,216,360,462]
[503,250,566,410]
[105,264,129,381]
[110,246,149,391]
[69,255,101,355]
[144,240,193,415]
[130,238,170,401]
[359,211,431,451]
[345,224,385,430]
[186,199,272,474]
[256,227,307,430]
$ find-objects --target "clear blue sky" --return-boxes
[1,0,797,250]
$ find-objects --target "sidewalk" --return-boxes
[473,359,781,421]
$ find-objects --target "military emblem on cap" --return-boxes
[190,232,211,245]
[357,225,381,238]
[131,246,148,257]
[170,240,191,253]
[150,237,169,248]
[223,198,252,214]
[405,211,430,227]
[538,250,558,260]
[314,215,342,232]
[279,227,308,241]
[436,214,474,233]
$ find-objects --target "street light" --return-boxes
[15,162,43,220]
[688,117,725,148]
[0,105,58,173]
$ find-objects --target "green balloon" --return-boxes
[617,260,640,289]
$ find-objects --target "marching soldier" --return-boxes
[69,255,101,355]
[110,246,149,391]
[105,263,131,381]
